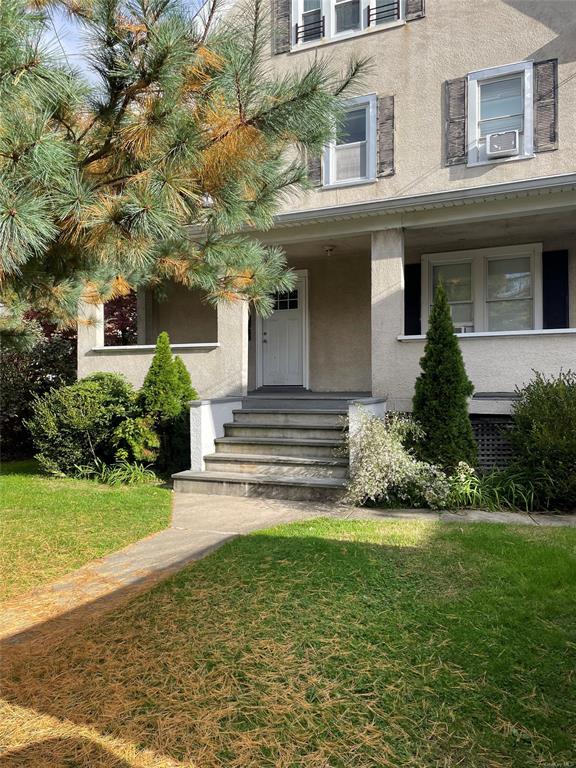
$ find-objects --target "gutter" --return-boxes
[272,173,576,227]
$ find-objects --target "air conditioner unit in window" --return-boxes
[486,130,519,158]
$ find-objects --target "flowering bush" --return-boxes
[344,412,452,509]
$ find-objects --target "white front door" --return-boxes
[261,274,306,386]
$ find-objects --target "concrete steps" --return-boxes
[223,422,344,441]
[172,471,346,502]
[204,453,349,479]
[214,436,344,458]
[233,409,346,426]
[173,396,353,501]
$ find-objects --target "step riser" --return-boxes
[173,477,345,502]
[225,425,344,440]
[215,441,342,458]
[233,411,346,427]
[243,398,351,411]
[204,458,349,479]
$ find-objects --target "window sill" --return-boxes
[290,19,405,53]
[91,342,220,353]
[322,177,378,190]
[467,153,535,168]
[397,329,576,342]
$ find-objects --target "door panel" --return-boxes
[262,280,305,386]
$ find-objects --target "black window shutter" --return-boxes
[534,59,558,153]
[404,263,421,335]
[378,95,395,177]
[307,153,322,186]
[444,77,467,165]
[405,0,425,21]
[543,250,569,329]
[272,0,291,54]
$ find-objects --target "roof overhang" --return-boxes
[273,173,576,229]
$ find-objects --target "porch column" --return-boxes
[371,228,405,401]
[217,299,249,396]
[77,301,104,379]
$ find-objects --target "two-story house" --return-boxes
[78,0,576,499]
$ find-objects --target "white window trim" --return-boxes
[467,60,534,167]
[421,243,543,335]
[322,94,377,188]
[291,0,405,49]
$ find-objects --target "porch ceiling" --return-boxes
[404,209,576,257]
[275,209,575,261]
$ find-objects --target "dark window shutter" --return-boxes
[405,0,425,21]
[272,0,291,54]
[543,250,569,329]
[307,153,322,186]
[534,59,558,153]
[404,263,421,335]
[378,95,395,177]
[444,76,467,166]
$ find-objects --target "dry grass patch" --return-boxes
[1,518,575,767]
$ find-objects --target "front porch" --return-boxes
[251,201,576,414]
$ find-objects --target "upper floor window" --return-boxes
[293,0,403,46]
[323,95,377,187]
[422,244,543,335]
[467,61,534,166]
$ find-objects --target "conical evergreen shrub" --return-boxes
[139,334,199,475]
[140,332,181,422]
[412,282,477,470]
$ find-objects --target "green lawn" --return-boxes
[0,460,171,602]
[1,517,574,767]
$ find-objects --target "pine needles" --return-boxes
[0,0,369,344]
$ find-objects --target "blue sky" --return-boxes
[44,1,205,81]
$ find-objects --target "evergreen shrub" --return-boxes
[412,282,477,470]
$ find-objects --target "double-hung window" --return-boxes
[323,95,377,186]
[422,244,543,335]
[293,0,403,46]
[468,61,533,165]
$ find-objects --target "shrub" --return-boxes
[112,417,160,463]
[140,332,181,421]
[139,333,199,476]
[412,282,477,470]
[26,373,137,475]
[344,412,452,509]
[508,370,576,510]
[0,333,76,459]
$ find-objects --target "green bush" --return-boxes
[508,370,576,510]
[26,373,137,475]
[412,282,477,470]
[140,331,182,421]
[112,416,160,463]
[139,333,199,475]
[344,412,452,509]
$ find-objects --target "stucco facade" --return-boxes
[270,0,576,212]
[77,0,576,411]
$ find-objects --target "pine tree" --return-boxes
[174,355,198,406]
[140,332,181,421]
[412,283,477,470]
[0,0,368,344]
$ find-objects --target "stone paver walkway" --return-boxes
[2,494,574,646]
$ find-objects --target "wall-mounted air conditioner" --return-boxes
[486,130,519,158]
